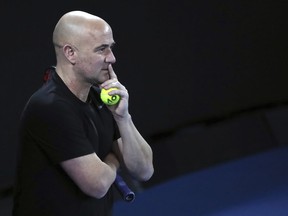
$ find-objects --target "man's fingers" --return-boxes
[101,65,119,89]
[108,64,117,80]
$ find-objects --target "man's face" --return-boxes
[75,27,116,85]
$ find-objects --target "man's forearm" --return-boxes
[115,115,154,181]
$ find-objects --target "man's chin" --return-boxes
[103,73,110,81]
[95,76,109,86]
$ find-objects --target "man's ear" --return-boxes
[63,44,76,64]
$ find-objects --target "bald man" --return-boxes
[13,11,153,216]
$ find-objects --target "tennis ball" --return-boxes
[100,88,120,105]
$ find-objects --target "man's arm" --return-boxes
[61,152,119,199]
[113,115,154,181]
[101,65,154,181]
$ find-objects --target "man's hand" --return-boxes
[104,152,120,172]
[100,65,130,120]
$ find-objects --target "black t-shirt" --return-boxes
[13,70,119,216]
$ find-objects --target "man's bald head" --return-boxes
[52,11,110,48]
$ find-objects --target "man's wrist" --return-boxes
[114,113,132,124]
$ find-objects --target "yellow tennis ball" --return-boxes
[100,88,120,105]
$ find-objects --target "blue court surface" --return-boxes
[113,146,288,216]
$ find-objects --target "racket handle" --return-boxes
[114,174,135,202]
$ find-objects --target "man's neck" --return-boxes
[56,67,91,102]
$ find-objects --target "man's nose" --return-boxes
[105,49,116,64]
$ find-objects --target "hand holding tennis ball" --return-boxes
[100,88,121,105]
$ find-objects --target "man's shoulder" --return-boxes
[24,82,77,118]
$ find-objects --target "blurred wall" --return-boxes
[1,0,287,191]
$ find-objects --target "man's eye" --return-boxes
[98,47,106,52]
[96,45,114,53]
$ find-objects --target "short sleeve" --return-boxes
[27,99,95,164]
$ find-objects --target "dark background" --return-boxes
[1,0,288,198]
